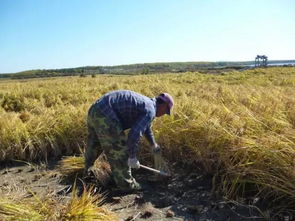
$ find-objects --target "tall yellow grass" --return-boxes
[1,67,295,210]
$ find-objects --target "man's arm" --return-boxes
[127,112,153,158]
[144,124,156,146]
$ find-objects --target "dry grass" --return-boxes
[57,155,85,178]
[0,198,45,221]
[1,67,295,211]
[59,183,118,221]
[0,185,117,221]
[57,154,111,186]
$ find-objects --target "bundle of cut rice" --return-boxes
[57,153,111,186]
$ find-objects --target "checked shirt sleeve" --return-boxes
[127,112,153,158]
[144,124,156,146]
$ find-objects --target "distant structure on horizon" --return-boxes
[255,55,268,67]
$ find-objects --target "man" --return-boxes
[84,90,174,192]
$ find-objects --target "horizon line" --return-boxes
[1,59,295,74]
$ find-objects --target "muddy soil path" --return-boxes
[0,161,265,221]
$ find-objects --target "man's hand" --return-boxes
[128,157,140,169]
[151,143,161,154]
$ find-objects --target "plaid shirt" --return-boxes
[94,90,157,158]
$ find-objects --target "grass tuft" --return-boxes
[0,186,117,221]
[57,154,111,186]
[59,183,117,221]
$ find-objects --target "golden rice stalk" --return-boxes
[0,188,60,220]
[0,199,43,221]
[57,155,85,177]
[0,186,118,221]
[57,154,112,186]
[60,183,118,221]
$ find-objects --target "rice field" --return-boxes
[1,67,295,216]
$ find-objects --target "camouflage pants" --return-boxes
[85,104,139,191]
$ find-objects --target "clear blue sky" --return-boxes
[1,0,294,73]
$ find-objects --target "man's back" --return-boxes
[94,90,156,130]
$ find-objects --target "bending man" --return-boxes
[84,90,174,192]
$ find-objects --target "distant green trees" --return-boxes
[1,60,294,79]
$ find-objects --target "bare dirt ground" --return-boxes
[0,161,281,221]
